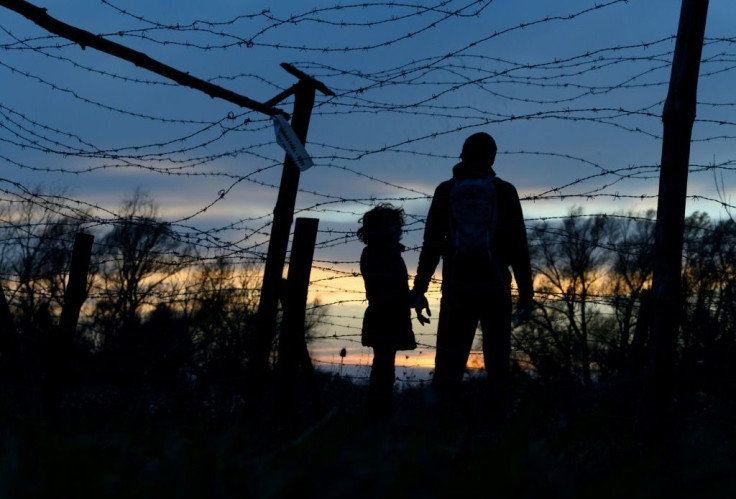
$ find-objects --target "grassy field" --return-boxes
[2,372,735,498]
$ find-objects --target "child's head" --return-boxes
[357,203,405,245]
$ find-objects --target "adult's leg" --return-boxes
[479,291,512,382]
[433,295,480,394]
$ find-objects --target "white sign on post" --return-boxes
[271,114,314,171]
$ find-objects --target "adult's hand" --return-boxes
[412,290,431,325]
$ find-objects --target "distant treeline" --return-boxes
[517,207,736,387]
[0,189,324,388]
[1,190,734,391]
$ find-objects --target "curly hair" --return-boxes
[357,203,405,244]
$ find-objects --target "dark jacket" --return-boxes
[360,240,417,350]
[414,161,533,304]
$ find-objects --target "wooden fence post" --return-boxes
[46,232,94,418]
[279,217,319,380]
[58,232,94,353]
[253,65,333,381]
[0,283,18,363]
[645,0,709,440]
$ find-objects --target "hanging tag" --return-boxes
[272,114,314,171]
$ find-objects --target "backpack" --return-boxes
[449,175,498,263]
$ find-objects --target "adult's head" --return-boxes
[460,132,497,166]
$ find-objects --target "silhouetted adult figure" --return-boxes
[412,132,533,398]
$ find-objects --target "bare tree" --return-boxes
[605,211,655,372]
[92,189,185,351]
[185,254,261,380]
[680,212,736,376]
[518,208,610,385]
[0,187,88,335]
[183,253,327,379]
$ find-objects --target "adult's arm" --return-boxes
[413,182,450,294]
[506,184,534,306]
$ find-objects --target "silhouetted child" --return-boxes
[358,203,417,417]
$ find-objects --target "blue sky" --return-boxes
[2,1,735,366]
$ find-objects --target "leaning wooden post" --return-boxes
[0,0,283,117]
[253,65,333,380]
[645,0,709,438]
[58,232,94,354]
[279,217,319,380]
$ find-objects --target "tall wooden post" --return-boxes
[253,65,334,379]
[646,0,709,436]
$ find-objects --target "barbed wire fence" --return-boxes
[1,0,734,386]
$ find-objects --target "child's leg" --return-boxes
[368,346,397,413]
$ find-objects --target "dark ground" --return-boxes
[2,371,735,498]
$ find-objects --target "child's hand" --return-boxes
[412,291,431,326]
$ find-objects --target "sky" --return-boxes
[1,0,735,376]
